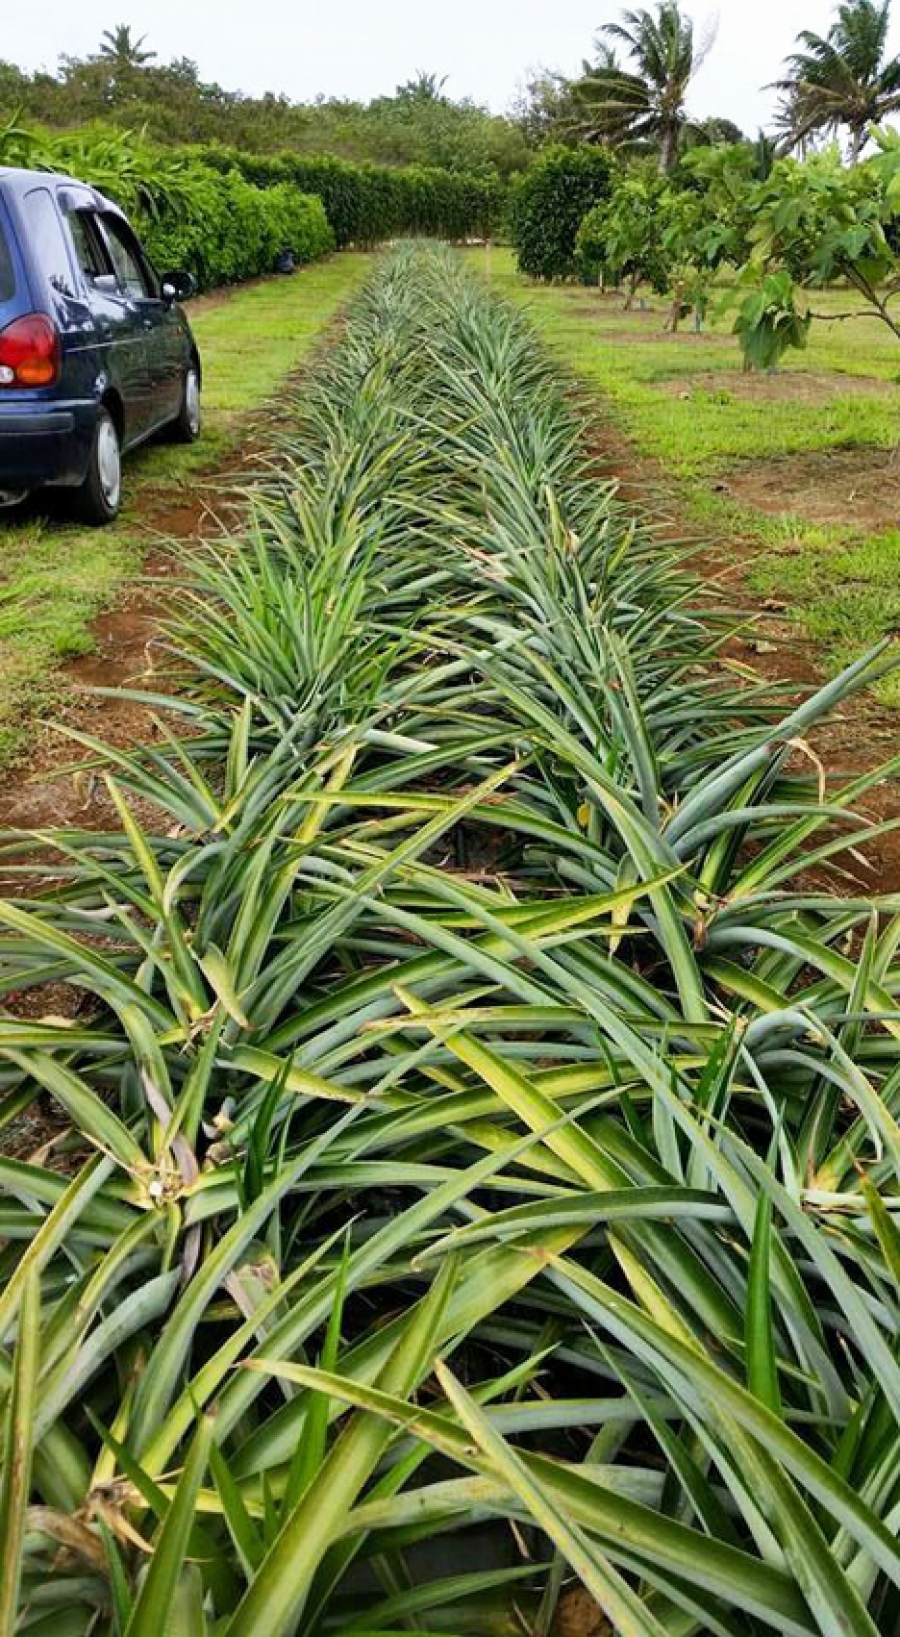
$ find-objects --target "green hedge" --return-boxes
[0,124,336,291]
[0,121,499,288]
[192,147,502,246]
[508,146,615,280]
[138,170,333,289]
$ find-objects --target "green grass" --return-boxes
[478,246,900,699]
[0,252,372,770]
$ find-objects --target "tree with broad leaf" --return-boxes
[725,136,900,371]
[569,3,716,172]
[773,1,900,164]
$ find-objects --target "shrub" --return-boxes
[195,146,502,246]
[0,123,335,290]
[139,172,333,289]
[509,145,614,279]
[0,121,497,290]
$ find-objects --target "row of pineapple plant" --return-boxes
[1,245,899,1636]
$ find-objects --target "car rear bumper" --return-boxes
[0,398,98,491]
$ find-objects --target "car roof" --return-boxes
[0,166,125,218]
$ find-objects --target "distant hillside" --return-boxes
[0,50,530,177]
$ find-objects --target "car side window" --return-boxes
[67,211,113,286]
[24,188,76,299]
[100,214,156,300]
[0,217,15,303]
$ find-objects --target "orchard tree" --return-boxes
[729,136,900,367]
[576,170,674,299]
[576,170,721,329]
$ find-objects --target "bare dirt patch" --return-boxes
[580,421,900,895]
[571,296,733,345]
[552,1588,612,1637]
[0,530,211,838]
[658,370,898,404]
[719,447,900,529]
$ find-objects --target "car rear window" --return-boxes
[0,217,15,303]
[25,188,76,298]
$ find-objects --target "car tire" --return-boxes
[68,408,122,526]
[169,363,202,443]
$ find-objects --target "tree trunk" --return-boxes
[659,123,678,173]
[848,125,865,166]
[664,279,685,332]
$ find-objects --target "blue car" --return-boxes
[0,167,201,524]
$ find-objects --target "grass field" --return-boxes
[482,247,900,702]
[0,253,372,769]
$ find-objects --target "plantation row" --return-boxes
[0,125,500,287]
[1,248,899,1635]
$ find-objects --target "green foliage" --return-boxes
[731,270,813,368]
[773,0,900,162]
[141,174,332,289]
[576,170,674,291]
[195,148,502,247]
[743,145,895,286]
[0,246,898,1634]
[509,145,614,279]
[733,140,900,355]
[0,121,499,282]
[678,141,766,263]
[0,123,334,288]
[0,44,528,176]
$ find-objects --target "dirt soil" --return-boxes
[0,407,277,841]
[573,294,734,345]
[583,418,900,896]
[719,446,900,529]
[658,370,898,404]
[552,1588,612,1636]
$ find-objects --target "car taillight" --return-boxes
[0,314,60,387]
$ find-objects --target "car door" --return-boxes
[98,212,184,428]
[62,202,153,445]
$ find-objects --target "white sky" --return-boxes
[8,1,900,131]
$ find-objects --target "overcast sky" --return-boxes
[11,1,900,131]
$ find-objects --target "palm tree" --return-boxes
[570,4,714,171]
[97,24,157,69]
[773,1,900,163]
[395,71,449,105]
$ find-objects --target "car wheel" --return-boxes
[169,363,202,443]
[68,408,122,526]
